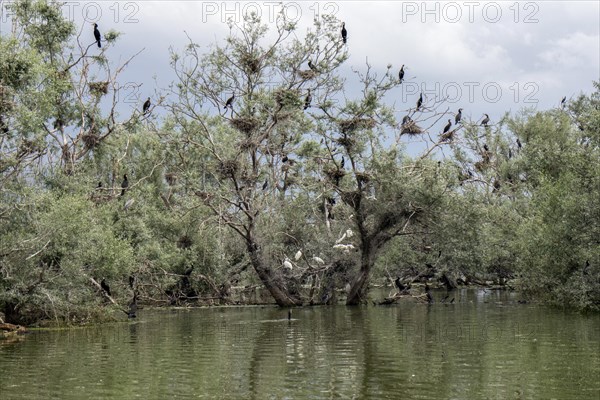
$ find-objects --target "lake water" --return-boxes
[1,289,599,399]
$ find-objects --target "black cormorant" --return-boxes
[142,97,151,114]
[443,119,452,134]
[340,156,345,169]
[224,93,235,109]
[402,115,411,125]
[262,179,268,191]
[121,174,129,196]
[516,138,522,149]
[96,181,102,190]
[129,275,135,289]
[561,96,567,107]
[308,60,317,71]
[394,277,406,292]
[288,309,292,320]
[100,279,111,296]
[483,143,489,152]
[455,108,462,125]
[416,93,423,110]
[304,89,312,110]
[341,22,347,44]
[398,64,405,83]
[481,114,490,126]
[93,23,101,48]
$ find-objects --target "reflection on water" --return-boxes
[1,289,599,399]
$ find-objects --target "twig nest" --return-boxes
[401,121,423,135]
[89,81,109,96]
[339,117,376,134]
[218,159,239,177]
[82,133,100,149]
[230,116,260,136]
[335,135,356,150]
[298,70,317,80]
[341,190,361,208]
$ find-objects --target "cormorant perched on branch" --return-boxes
[481,114,490,126]
[308,60,317,71]
[120,174,129,196]
[96,181,102,190]
[224,93,235,109]
[561,96,567,108]
[129,275,135,289]
[304,89,312,110]
[398,64,405,83]
[455,108,462,125]
[341,22,347,44]
[93,23,101,48]
[516,138,522,149]
[394,277,406,292]
[443,119,452,134]
[483,143,489,152]
[142,97,151,114]
[402,115,412,125]
[262,179,268,191]
[416,93,423,110]
[100,279,111,296]
[340,156,345,169]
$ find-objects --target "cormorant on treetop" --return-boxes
[262,179,268,191]
[341,22,347,44]
[93,23,101,48]
[399,65,405,83]
[304,89,312,110]
[481,114,490,126]
[224,93,235,109]
[308,60,317,71]
[142,97,151,114]
[561,96,567,107]
[455,108,462,125]
[443,119,452,134]
[121,174,129,197]
[416,93,423,110]
[483,143,489,152]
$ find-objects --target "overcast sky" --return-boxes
[2,0,599,127]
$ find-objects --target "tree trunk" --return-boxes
[346,250,373,305]
[247,245,302,307]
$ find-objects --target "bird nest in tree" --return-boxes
[82,133,100,148]
[401,121,423,135]
[298,70,317,80]
[356,172,370,184]
[177,234,193,249]
[274,88,301,109]
[218,159,239,177]
[89,81,109,96]
[339,117,376,134]
[240,52,261,74]
[335,135,356,150]
[165,172,177,186]
[325,167,345,183]
[230,116,260,136]
[341,190,361,208]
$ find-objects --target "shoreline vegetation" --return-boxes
[1,0,598,328]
